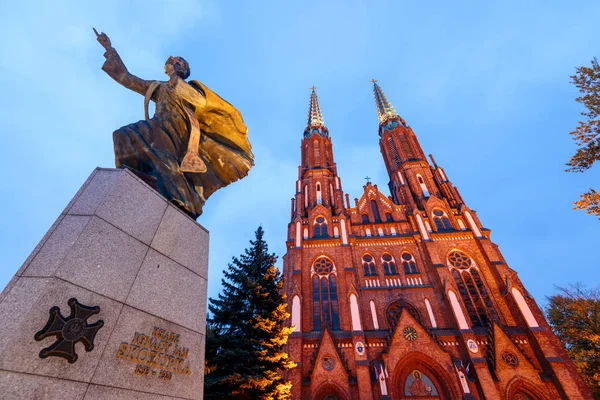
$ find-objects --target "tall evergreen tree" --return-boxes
[205,226,295,399]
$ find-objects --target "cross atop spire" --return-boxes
[307,86,325,128]
[372,80,399,124]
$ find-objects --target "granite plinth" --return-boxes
[0,168,209,400]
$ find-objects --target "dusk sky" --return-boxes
[1,0,598,306]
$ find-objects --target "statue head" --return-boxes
[165,56,190,79]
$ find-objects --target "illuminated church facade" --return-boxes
[281,83,592,399]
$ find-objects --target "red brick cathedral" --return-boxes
[282,83,592,399]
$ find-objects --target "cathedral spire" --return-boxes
[372,79,399,124]
[307,86,325,127]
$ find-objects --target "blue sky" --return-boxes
[1,0,598,307]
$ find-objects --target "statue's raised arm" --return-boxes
[94,29,253,219]
[94,29,152,97]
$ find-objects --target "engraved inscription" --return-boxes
[116,326,191,379]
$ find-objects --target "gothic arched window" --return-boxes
[312,257,340,331]
[385,212,393,222]
[371,200,381,223]
[417,174,430,197]
[448,250,497,328]
[401,253,418,274]
[316,183,322,204]
[314,217,328,238]
[382,253,398,275]
[362,254,377,276]
[386,300,421,328]
[362,214,370,224]
[432,209,451,232]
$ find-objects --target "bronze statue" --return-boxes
[94,29,253,219]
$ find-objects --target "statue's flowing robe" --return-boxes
[102,48,253,218]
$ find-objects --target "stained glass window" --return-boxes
[402,253,418,274]
[449,251,496,328]
[382,253,398,275]
[433,209,452,232]
[314,217,329,239]
[386,301,421,328]
[363,254,377,276]
[371,200,381,223]
[312,257,340,331]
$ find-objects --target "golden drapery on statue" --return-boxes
[96,29,253,219]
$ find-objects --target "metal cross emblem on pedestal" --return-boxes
[34,298,104,363]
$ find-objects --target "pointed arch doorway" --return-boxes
[312,383,349,400]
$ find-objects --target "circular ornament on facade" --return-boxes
[355,341,365,356]
[403,326,417,341]
[467,339,479,353]
[501,351,519,366]
[322,355,335,371]
[448,251,472,269]
[314,257,333,275]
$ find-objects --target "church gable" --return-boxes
[492,324,548,393]
[309,203,330,220]
[309,329,349,391]
[384,309,450,368]
[355,184,395,218]
[383,309,461,399]
[423,194,447,211]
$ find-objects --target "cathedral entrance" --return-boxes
[312,384,348,400]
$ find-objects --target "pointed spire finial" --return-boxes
[372,80,399,124]
[307,86,325,127]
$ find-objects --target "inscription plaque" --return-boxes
[116,326,191,380]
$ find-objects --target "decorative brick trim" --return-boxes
[360,284,432,291]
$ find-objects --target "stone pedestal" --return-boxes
[0,168,208,399]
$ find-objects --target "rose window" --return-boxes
[501,351,518,366]
[386,301,421,328]
[448,251,472,269]
[314,257,333,275]
[322,355,335,371]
